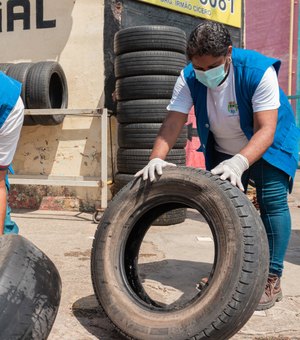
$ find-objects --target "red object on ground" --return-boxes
[185,107,206,169]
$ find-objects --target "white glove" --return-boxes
[211,154,249,191]
[134,158,176,182]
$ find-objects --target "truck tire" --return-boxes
[115,51,187,78]
[118,123,187,149]
[91,167,269,340]
[26,61,68,125]
[0,234,61,339]
[114,26,187,55]
[116,99,170,123]
[7,62,36,126]
[117,148,186,174]
[116,75,177,101]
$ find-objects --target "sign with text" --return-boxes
[0,0,56,32]
[137,0,242,28]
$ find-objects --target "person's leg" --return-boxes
[250,159,290,309]
[250,159,291,276]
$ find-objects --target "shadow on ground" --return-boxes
[72,259,213,338]
[72,295,125,339]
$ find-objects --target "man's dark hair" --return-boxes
[187,21,232,59]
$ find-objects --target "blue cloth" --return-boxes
[212,151,290,277]
[4,166,19,235]
[4,202,19,234]
[183,47,300,192]
[0,72,21,233]
[0,72,22,129]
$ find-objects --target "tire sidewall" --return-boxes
[92,168,267,339]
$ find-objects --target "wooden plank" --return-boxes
[24,108,103,116]
[8,175,101,187]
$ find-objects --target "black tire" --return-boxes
[7,62,37,126]
[26,61,68,125]
[7,62,34,104]
[117,149,186,174]
[91,167,269,340]
[0,234,61,339]
[0,63,13,74]
[118,123,187,149]
[114,26,187,56]
[116,75,177,101]
[114,172,186,225]
[115,51,187,78]
[117,99,170,123]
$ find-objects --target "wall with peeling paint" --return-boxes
[1,0,110,210]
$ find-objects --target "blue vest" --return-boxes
[184,47,300,190]
[0,71,22,128]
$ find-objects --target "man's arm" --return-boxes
[150,111,188,159]
[239,109,277,165]
[0,170,7,235]
[211,108,277,190]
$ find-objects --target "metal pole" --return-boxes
[101,108,108,210]
[297,1,300,167]
[288,0,295,97]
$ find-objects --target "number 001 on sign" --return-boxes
[136,0,242,28]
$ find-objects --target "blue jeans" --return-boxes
[212,151,291,277]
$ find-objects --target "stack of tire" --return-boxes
[0,61,68,125]
[114,26,188,225]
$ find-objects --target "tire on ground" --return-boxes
[7,62,36,126]
[116,75,177,101]
[91,167,269,340]
[117,148,186,174]
[26,61,68,125]
[114,172,186,225]
[114,25,187,55]
[0,234,61,339]
[116,99,170,123]
[115,51,187,78]
[118,123,187,149]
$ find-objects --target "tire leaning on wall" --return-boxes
[116,99,171,123]
[7,62,36,126]
[0,234,61,339]
[115,75,178,101]
[118,123,188,149]
[117,148,186,174]
[114,51,187,78]
[26,61,68,125]
[114,25,187,55]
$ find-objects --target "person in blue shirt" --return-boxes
[135,21,300,310]
[0,72,24,235]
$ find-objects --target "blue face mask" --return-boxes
[194,63,227,88]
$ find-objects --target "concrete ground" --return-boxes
[11,170,300,340]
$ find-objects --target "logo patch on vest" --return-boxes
[227,101,239,115]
